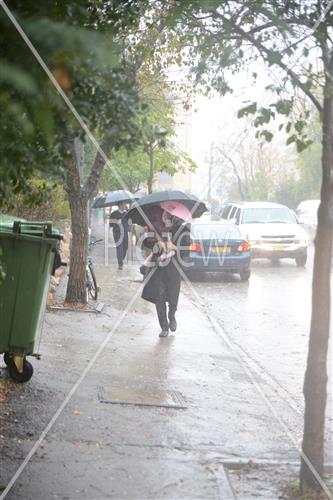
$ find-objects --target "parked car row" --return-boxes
[219,201,309,267]
[138,199,314,283]
[182,200,313,281]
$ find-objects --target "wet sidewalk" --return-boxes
[0,215,303,499]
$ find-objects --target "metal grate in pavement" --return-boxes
[97,385,187,409]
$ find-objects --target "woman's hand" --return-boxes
[166,241,177,251]
[157,240,167,251]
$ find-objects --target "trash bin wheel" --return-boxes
[8,357,33,383]
[3,352,11,366]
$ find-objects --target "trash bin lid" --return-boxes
[0,220,63,240]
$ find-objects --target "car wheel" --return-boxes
[240,269,251,281]
[296,254,307,267]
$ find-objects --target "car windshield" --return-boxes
[242,207,295,224]
[191,224,241,240]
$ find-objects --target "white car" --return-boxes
[221,201,309,266]
[296,199,320,241]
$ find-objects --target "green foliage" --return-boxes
[238,102,257,118]
[259,130,274,142]
[270,175,302,209]
[101,148,149,193]
[0,1,147,207]
[2,180,70,223]
[258,117,321,208]
[100,109,197,193]
[98,52,197,193]
[248,170,271,200]
[295,142,321,200]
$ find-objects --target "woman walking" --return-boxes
[141,204,191,338]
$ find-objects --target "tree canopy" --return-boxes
[0,0,147,206]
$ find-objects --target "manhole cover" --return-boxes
[97,386,187,409]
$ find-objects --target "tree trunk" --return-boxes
[66,192,89,303]
[64,137,110,304]
[300,87,333,491]
[64,138,89,303]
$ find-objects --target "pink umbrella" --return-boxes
[160,201,193,221]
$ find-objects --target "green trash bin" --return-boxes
[0,220,63,382]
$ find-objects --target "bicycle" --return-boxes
[86,237,102,301]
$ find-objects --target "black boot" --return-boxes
[168,305,177,332]
[156,302,169,337]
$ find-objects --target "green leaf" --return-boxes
[254,107,274,127]
[294,120,306,133]
[266,51,282,66]
[260,130,273,142]
[303,80,312,92]
[237,102,257,118]
[275,99,293,116]
[296,139,313,153]
[286,134,297,146]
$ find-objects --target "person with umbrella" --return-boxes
[109,201,129,270]
[103,191,138,270]
[127,192,206,337]
[141,202,192,337]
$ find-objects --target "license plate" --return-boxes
[273,244,286,250]
[212,246,231,254]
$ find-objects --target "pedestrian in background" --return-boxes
[110,201,129,270]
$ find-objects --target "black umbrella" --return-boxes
[126,190,207,226]
[92,194,106,208]
[103,190,139,207]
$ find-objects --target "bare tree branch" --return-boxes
[211,11,323,112]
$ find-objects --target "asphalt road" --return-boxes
[183,245,333,463]
[189,251,314,399]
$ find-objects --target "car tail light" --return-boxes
[189,242,203,253]
[237,242,251,252]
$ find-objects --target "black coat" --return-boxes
[110,209,129,244]
[141,222,191,306]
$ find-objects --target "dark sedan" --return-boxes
[185,221,251,281]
